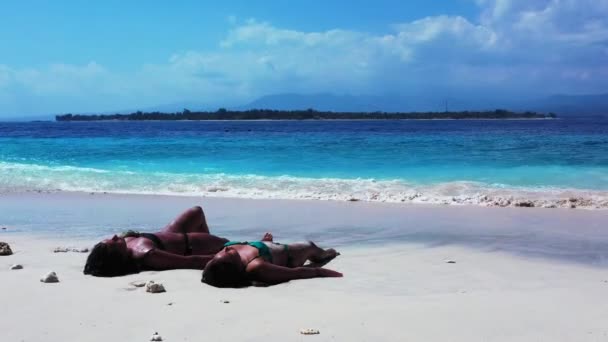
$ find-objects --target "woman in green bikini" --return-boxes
[202,232,342,287]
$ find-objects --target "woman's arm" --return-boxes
[247,259,342,285]
[142,249,214,270]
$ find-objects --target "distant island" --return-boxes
[55,108,555,121]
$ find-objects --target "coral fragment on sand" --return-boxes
[300,328,320,335]
[54,246,89,253]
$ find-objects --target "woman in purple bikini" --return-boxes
[84,206,228,277]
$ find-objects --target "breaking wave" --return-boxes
[1,161,607,209]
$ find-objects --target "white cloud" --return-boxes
[393,15,497,47]
[221,19,362,48]
[480,0,608,45]
[16,62,110,95]
[1,1,608,116]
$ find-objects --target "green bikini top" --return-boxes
[224,241,273,263]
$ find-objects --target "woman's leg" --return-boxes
[163,206,210,234]
[284,241,338,268]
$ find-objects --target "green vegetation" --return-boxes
[56,108,555,121]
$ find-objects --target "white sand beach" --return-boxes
[1,192,608,342]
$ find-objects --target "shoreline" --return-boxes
[2,191,607,265]
[1,192,608,341]
[5,185,608,210]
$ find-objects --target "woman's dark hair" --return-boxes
[201,258,250,288]
[83,242,139,277]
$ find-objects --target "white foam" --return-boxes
[1,162,607,209]
[0,161,114,174]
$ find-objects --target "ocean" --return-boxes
[1,118,607,209]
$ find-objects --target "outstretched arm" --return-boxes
[247,259,342,285]
[142,249,214,270]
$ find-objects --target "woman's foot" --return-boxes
[261,232,274,242]
[306,247,340,268]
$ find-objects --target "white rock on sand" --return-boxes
[150,332,163,341]
[145,281,166,293]
[40,271,59,283]
[0,242,13,255]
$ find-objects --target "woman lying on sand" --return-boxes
[202,232,342,287]
[84,206,228,277]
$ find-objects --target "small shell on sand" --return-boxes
[300,328,320,335]
[445,259,456,264]
[150,332,163,341]
[129,281,147,288]
[40,271,59,283]
[220,300,230,304]
[10,264,23,270]
[146,281,166,293]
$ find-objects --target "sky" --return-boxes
[0,0,607,117]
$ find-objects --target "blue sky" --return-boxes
[0,0,607,117]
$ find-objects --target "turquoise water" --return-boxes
[1,119,607,207]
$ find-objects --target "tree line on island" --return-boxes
[55,108,556,121]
